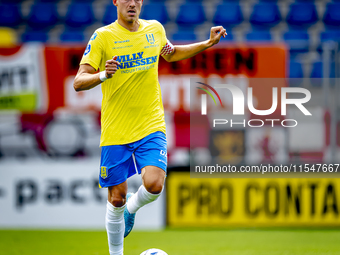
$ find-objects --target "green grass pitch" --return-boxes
[1,228,340,255]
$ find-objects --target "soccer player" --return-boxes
[73,0,226,254]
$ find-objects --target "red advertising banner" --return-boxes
[0,43,287,161]
[0,44,287,113]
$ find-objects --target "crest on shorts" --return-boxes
[101,166,107,179]
[145,33,155,45]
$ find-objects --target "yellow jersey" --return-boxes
[80,19,169,146]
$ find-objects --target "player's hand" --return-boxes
[105,56,120,78]
[208,26,227,46]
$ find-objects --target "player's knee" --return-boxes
[144,179,164,194]
[108,195,126,208]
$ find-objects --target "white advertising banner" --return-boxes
[0,159,165,229]
[0,44,47,112]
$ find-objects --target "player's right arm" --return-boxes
[73,56,120,92]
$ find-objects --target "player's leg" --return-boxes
[124,166,165,237]
[127,165,165,214]
[124,131,167,237]
[100,144,135,254]
[106,181,127,255]
[127,131,167,214]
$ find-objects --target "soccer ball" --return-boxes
[140,248,168,255]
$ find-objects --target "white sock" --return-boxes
[127,185,162,214]
[106,201,125,255]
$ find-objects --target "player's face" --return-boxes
[114,0,143,23]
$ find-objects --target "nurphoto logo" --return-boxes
[197,82,312,128]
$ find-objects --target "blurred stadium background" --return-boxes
[0,0,340,254]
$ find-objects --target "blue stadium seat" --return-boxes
[35,0,60,2]
[310,61,335,87]
[27,3,59,30]
[172,31,197,42]
[286,3,318,29]
[317,31,340,53]
[310,61,322,79]
[140,3,169,24]
[60,30,85,42]
[0,0,24,3]
[21,31,49,42]
[0,4,22,27]
[65,3,95,29]
[320,31,340,43]
[176,3,206,26]
[71,0,96,2]
[323,3,340,29]
[289,61,304,78]
[246,31,272,41]
[283,31,309,54]
[249,3,281,29]
[213,3,243,28]
[102,5,117,25]
[288,60,304,87]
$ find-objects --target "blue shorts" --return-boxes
[99,131,167,188]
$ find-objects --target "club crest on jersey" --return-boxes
[100,166,107,179]
[145,33,155,45]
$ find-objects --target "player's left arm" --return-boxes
[161,26,227,62]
